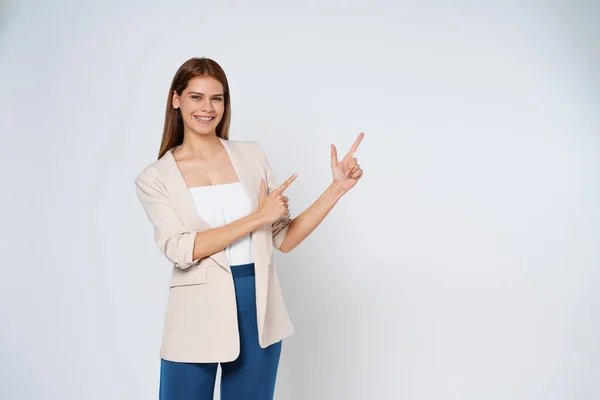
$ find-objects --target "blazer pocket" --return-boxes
[169,267,208,288]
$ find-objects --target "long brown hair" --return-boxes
[157,57,232,159]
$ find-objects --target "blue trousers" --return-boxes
[159,262,282,400]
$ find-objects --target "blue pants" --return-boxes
[159,262,283,400]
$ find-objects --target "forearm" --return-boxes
[279,182,345,253]
[192,212,265,261]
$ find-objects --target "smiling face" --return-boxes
[172,75,225,137]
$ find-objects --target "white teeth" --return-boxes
[195,116,213,121]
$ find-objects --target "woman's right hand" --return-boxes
[257,173,298,224]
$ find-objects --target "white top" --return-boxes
[189,181,254,266]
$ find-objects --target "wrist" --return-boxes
[252,210,267,226]
[328,181,347,199]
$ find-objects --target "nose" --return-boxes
[201,97,214,112]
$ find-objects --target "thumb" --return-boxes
[331,144,339,166]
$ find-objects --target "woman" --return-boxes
[134,57,364,400]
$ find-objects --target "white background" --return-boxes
[1,0,599,399]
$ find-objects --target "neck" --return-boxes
[176,132,223,160]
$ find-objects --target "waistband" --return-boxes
[231,262,255,278]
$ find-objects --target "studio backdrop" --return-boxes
[1,0,598,399]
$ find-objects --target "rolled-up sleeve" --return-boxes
[134,167,201,269]
[251,142,292,251]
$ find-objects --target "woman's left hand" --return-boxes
[331,132,365,194]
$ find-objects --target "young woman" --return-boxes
[134,57,364,400]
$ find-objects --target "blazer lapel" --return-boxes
[161,146,230,271]
[218,137,259,212]
[220,137,273,261]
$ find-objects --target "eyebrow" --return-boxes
[188,92,224,96]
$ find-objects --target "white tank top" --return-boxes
[189,182,254,266]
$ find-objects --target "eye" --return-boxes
[191,95,200,100]
[212,97,223,101]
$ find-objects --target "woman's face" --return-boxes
[173,75,225,137]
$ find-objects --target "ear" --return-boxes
[172,90,180,109]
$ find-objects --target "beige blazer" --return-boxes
[134,137,294,363]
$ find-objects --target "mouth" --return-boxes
[193,115,216,124]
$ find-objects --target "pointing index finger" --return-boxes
[344,132,364,161]
[272,173,298,195]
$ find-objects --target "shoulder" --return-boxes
[228,139,267,158]
[226,138,262,152]
[134,150,171,188]
[225,139,268,164]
